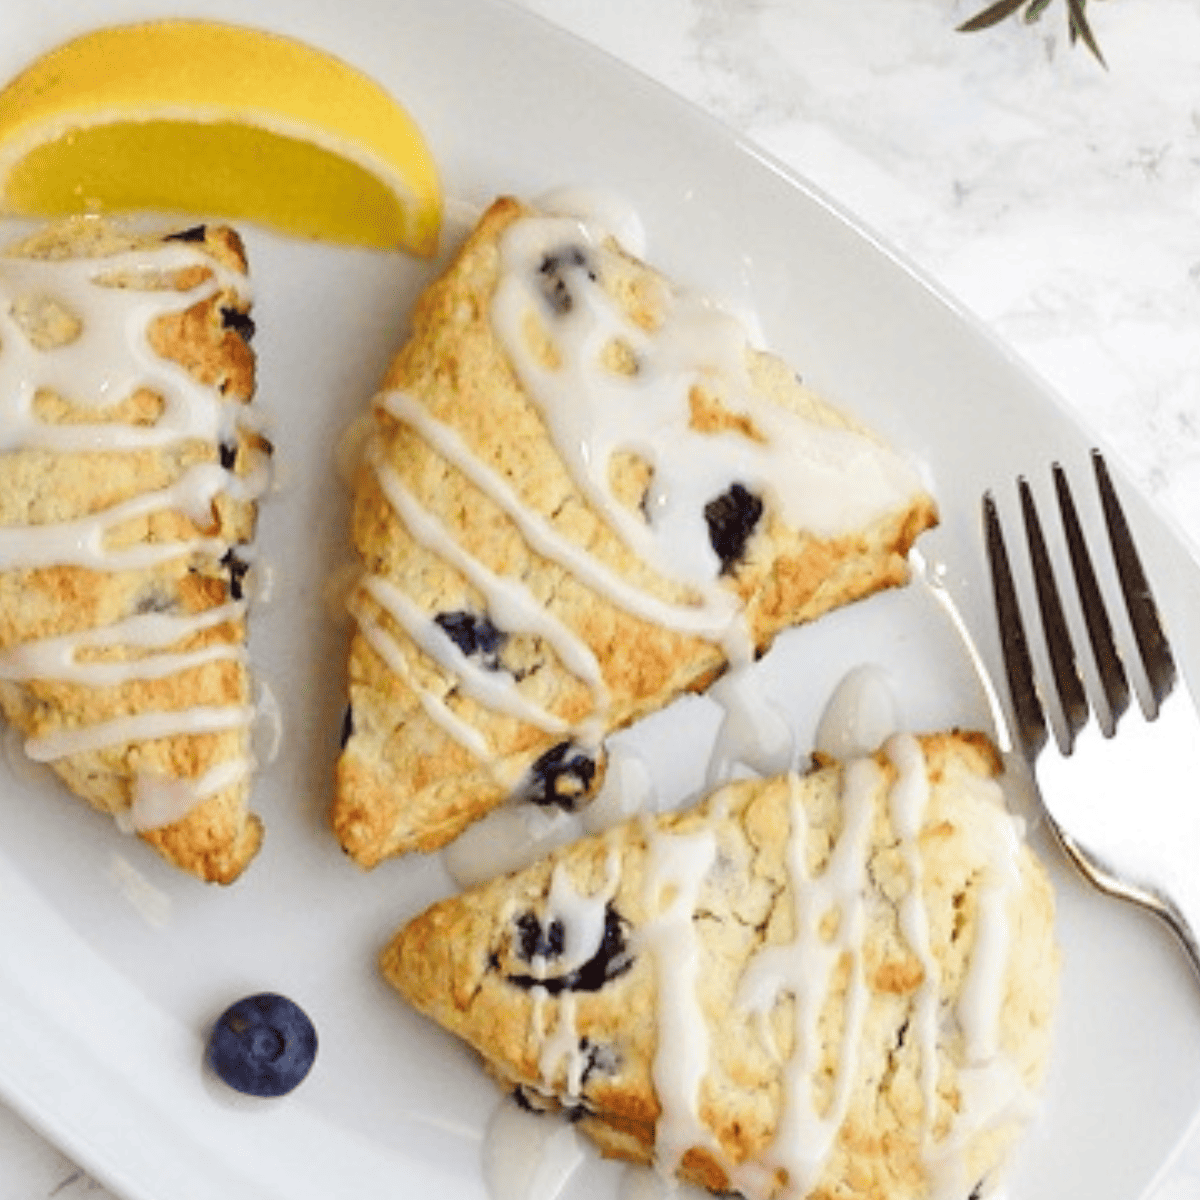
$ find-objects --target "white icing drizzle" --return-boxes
[956,785,1025,1065]
[241,559,274,604]
[487,659,1038,1200]
[345,587,491,760]
[375,389,739,643]
[0,601,246,685]
[442,745,658,888]
[482,1096,588,1200]
[734,761,876,1195]
[23,703,256,764]
[442,804,584,889]
[0,460,252,572]
[361,571,570,735]
[373,453,608,708]
[636,828,720,1178]
[883,733,941,1140]
[116,756,253,834]
[705,664,794,787]
[356,377,741,775]
[250,679,283,768]
[524,855,624,1112]
[539,853,623,983]
[2,723,58,792]
[925,1057,1038,1200]
[366,450,610,737]
[812,663,899,761]
[726,735,1035,1196]
[617,1167,677,1200]
[354,206,926,818]
[580,743,658,835]
[106,852,173,928]
[491,211,924,607]
[0,247,250,453]
[0,236,267,817]
[539,989,585,1099]
[334,407,375,488]
[534,187,647,258]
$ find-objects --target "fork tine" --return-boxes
[1092,449,1178,709]
[1053,462,1131,726]
[983,492,1049,758]
[985,457,1200,982]
[1019,477,1089,750]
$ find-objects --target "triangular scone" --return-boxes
[0,219,271,884]
[334,196,938,865]
[383,731,1058,1200]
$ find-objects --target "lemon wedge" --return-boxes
[0,20,441,254]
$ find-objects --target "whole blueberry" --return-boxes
[207,993,318,1098]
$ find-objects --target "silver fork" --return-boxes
[983,449,1200,979]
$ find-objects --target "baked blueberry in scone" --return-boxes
[382,730,1059,1200]
[0,218,271,883]
[333,195,938,866]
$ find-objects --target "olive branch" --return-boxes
[958,0,1107,66]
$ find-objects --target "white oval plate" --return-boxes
[1,2,1199,1199]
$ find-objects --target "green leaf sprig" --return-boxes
[958,0,1107,67]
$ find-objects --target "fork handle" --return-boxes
[1040,696,1200,988]
[1156,875,1200,983]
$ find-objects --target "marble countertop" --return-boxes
[3,0,1199,1196]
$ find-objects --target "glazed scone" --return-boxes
[334,195,938,865]
[0,218,271,884]
[383,730,1059,1200]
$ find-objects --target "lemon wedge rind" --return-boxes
[0,20,442,254]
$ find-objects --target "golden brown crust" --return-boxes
[382,731,1058,1200]
[0,219,266,884]
[334,196,938,866]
